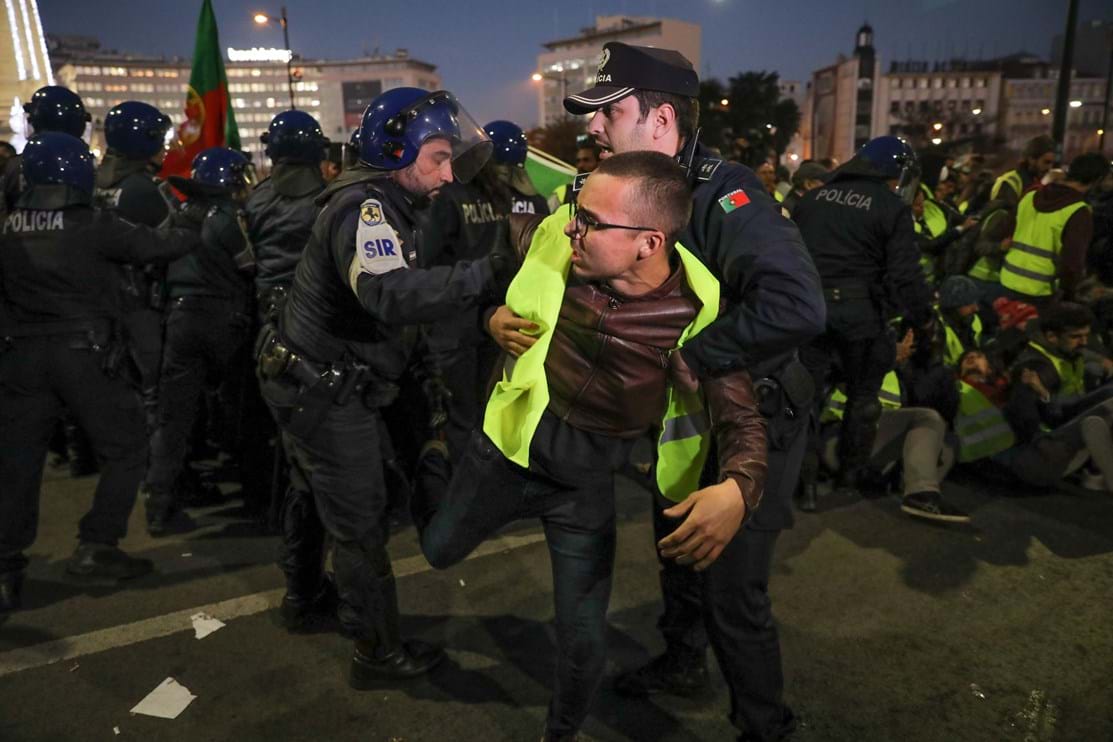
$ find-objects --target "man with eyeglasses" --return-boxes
[412,150,769,742]
[487,42,822,742]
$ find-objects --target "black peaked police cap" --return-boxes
[563,42,700,115]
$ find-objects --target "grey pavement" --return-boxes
[1,462,1112,742]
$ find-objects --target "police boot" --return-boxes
[349,575,445,688]
[613,647,710,698]
[65,543,153,583]
[279,576,340,633]
[277,488,335,632]
[0,571,24,617]
[143,484,178,537]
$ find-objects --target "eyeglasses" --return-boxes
[569,201,656,240]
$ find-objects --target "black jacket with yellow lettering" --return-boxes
[792,157,933,327]
[0,186,199,332]
[278,169,502,380]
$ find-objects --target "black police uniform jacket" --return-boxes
[0,186,198,330]
[675,143,825,381]
[245,162,326,292]
[792,157,933,332]
[278,170,500,382]
[166,197,251,303]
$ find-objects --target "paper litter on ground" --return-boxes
[190,611,225,639]
[130,677,196,719]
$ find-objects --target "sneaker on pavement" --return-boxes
[901,491,971,524]
[65,543,153,582]
[613,652,709,698]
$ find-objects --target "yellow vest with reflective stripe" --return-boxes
[919,184,949,239]
[1029,341,1086,398]
[941,313,982,367]
[1000,192,1089,297]
[990,169,1023,202]
[955,381,1015,462]
[914,219,935,282]
[822,371,902,422]
[482,205,721,502]
[967,208,1010,282]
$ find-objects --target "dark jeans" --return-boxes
[0,335,147,573]
[800,329,895,481]
[260,373,397,639]
[414,430,617,738]
[145,299,249,499]
[653,439,802,742]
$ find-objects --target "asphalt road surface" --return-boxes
[2,460,1111,742]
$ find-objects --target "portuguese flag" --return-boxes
[161,0,240,180]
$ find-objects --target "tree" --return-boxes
[525,118,585,166]
[698,71,800,168]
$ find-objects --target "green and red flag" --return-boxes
[524,146,576,201]
[161,0,240,180]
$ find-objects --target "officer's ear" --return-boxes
[650,102,677,139]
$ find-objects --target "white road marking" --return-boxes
[0,532,547,678]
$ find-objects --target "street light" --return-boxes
[1041,108,1052,116]
[972,108,982,116]
[1069,99,1083,108]
[531,69,569,120]
[932,122,943,131]
[720,98,729,107]
[931,137,943,145]
[253,6,296,110]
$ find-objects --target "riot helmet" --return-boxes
[21,132,96,194]
[855,136,920,204]
[23,86,91,138]
[104,101,172,160]
[358,88,492,182]
[484,120,528,167]
[260,110,329,164]
[191,147,251,192]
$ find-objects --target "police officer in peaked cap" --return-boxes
[257,87,515,686]
[489,40,825,742]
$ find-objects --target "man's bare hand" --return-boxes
[488,304,539,357]
[657,479,746,571]
[669,350,700,394]
[894,329,915,365]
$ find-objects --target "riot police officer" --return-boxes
[491,42,825,741]
[95,101,174,430]
[0,133,199,617]
[257,87,505,685]
[1,86,92,220]
[419,118,548,458]
[142,148,255,535]
[247,110,329,321]
[793,137,959,521]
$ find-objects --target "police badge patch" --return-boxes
[349,198,407,293]
[360,201,384,226]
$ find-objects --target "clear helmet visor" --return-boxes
[405,91,492,183]
[896,169,921,205]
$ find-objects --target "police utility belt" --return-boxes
[256,324,398,439]
[822,285,872,302]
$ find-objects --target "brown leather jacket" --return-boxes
[504,214,768,512]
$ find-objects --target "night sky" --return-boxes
[38,0,1113,127]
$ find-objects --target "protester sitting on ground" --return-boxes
[956,346,1113,492]
[818,329,968,522]
[934,276,986,366]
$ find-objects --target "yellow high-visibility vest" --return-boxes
[954,380,1015,462]
[1000,191,1089,298]
[482,206,721,502]
[1028,341,1086,398]
[990,169,1023,202]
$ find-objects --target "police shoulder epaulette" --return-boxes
[695,158,723,182]
[571,172,590,193]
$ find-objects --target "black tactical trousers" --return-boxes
[121,307,164,394]
[800,330,895,482]
[145,298,249,505]
[260,373,398,641]
[653,431,804,742]
[0,335,147,574]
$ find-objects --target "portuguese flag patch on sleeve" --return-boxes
[718,189,750,213]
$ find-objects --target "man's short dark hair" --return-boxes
[1022,135,1055,160]
[1066,152,1111,186]
[593,150,692,246]
[1041,302,1094,334]
[0,141,15,159]
[631,90,699,146]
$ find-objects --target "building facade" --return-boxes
[804,24,877,166]
[999,72,1108,159]
[0,0,53,146]
[534,15,701,127]
[46,35,440,166]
